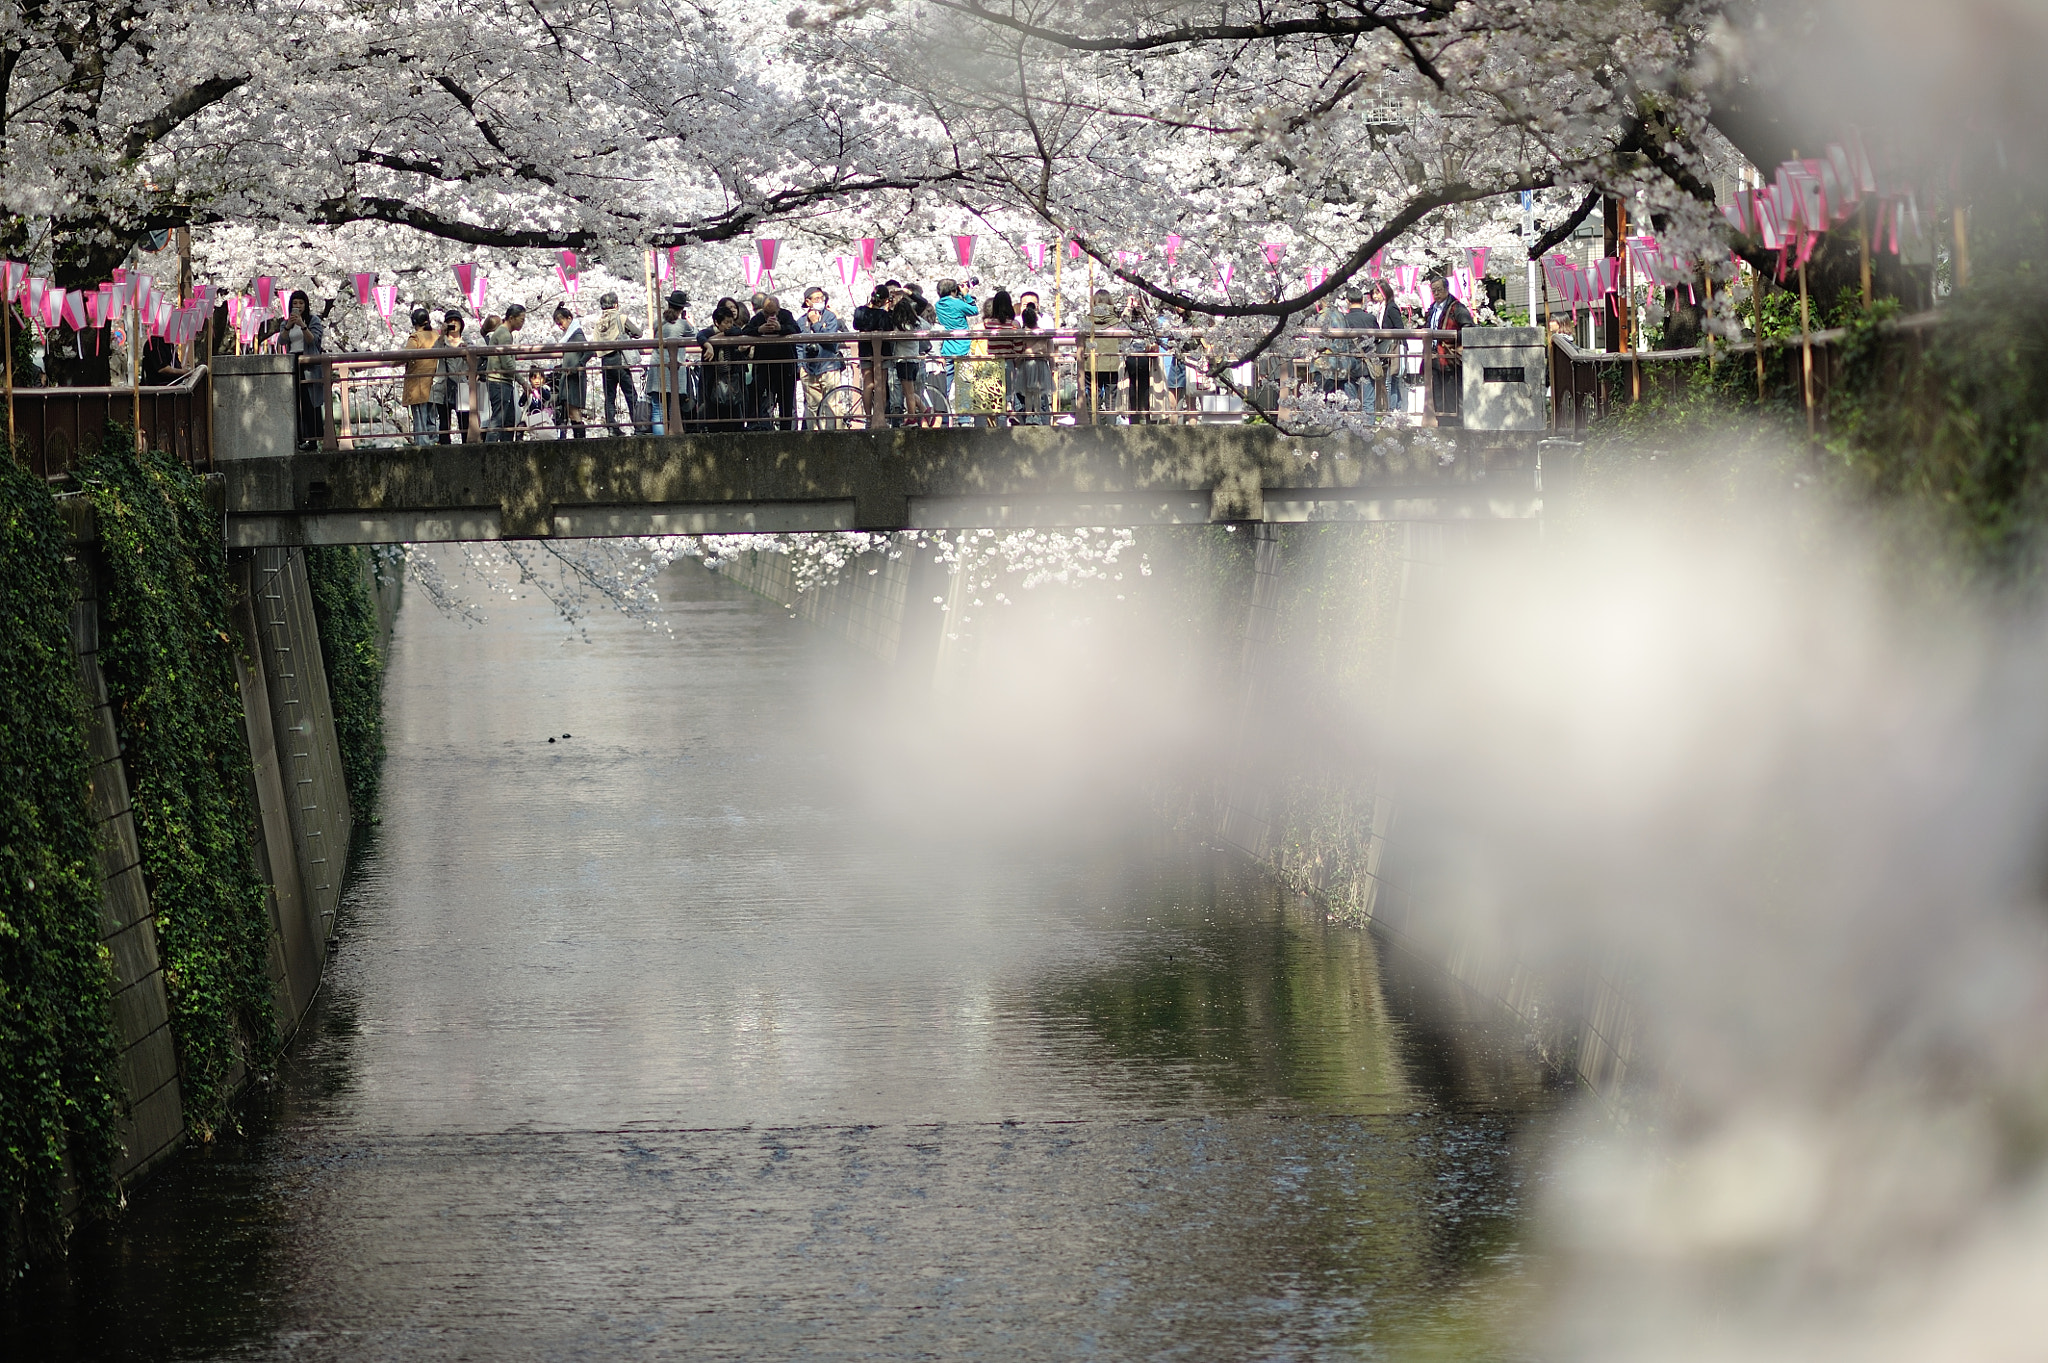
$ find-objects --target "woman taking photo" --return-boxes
[434,312,474,442]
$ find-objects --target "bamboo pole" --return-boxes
[1953,204,1972,291]
[1704,275,1716,377]
[1799,255,1814,436]
[4,294,14,452]
[644,249,659,431]
[1052,243,1062,330]
[1859,205,1873,307]
[131,288,143,453]
[1754,266,1766,402]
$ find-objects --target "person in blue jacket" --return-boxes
[932,278,979,425]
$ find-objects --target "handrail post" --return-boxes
[466,350,483,444]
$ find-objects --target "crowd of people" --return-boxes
[292,269,1484,447]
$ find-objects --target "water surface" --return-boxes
[6,556,1559,1360]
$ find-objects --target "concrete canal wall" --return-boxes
[709,524,1640,1111]
[59,513,376,1190]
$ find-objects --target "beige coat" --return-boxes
[401,326,440,404]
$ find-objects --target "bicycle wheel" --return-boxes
[818,383,866,428]
[918,380,952,424]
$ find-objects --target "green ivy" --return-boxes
[303,546,386,820]
[76,437,275,1137]
[0,459,126,1277]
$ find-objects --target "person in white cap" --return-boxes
[594,290,644,435]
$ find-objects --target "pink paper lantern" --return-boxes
[857,238,877,272]
[951,234,975,268]
[1215,261,1235,292]
[454,262,477,295]
[1164,234,1181,267]
[254,276,273,310]
[756,238,780,271]
[354,272,375,307]
[1261,242,1286,267]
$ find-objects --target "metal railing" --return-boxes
[1548,310,1944,439]
[293,328,1461,448]
[10,367,212,476]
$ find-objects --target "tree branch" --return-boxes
[121,74,248,160]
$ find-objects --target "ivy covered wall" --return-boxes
[0,459,126,1278]
[303,546,387,821]
[75,443,276,1138]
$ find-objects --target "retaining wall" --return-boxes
[62,531,358,1191]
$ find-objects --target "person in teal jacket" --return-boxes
[932,278,979,424]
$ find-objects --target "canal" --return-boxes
[7,554,1561,1360]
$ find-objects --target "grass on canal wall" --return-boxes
[77,441,278,1141]
[0,457,127,1279]
[303,546,387,822]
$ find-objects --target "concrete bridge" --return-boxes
[219,423,1545,547]
[207,356,1546,547]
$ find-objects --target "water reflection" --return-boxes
[3,556,1559,1361]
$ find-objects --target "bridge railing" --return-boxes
[293,328,1459,449]
[9,367,213,476]
[1547,310,1944,439]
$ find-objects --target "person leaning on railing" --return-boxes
[1013,292,1053,424]
[1079,289,1122,422]
[853,284,893,423]
[594,292,644,435]
[741,293,802,432]
[483,303,526,443]
[796,288,845,430]
[1368,279,1408,419]
[984,290,1023,424]
[433,311,473,442]
[697,300,747,429]
[1120,294,1159,423]
[263,290,326,449]
[551,303,591,439]
[651,290,691,436]
[402,308,441,446]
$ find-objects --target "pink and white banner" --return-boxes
[858,238,878,273]
[1023,241,1048,272]
[354,272,375,307]
[1215,260,1235,293]
[835,254,860,293]
[1261,242,1286,268]
[757,238,781,272]
[1163,234,1181,268]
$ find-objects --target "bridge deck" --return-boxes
[222,424,1542,546]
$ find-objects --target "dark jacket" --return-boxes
[553,322,589,408]
[741,308,801,363]
[1425,297,1475,352]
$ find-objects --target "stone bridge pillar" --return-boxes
[213,354,296,462]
